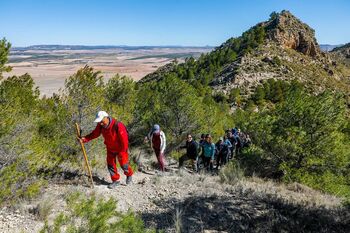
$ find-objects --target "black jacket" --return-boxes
[182,140,199,159]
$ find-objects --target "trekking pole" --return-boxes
[75,123,94,188]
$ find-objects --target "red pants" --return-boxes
[107,151,133,181]
[153,148,165,171]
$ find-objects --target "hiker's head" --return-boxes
[152,124,160,133]
[186,134,193,142]
[201,134,205,139]
[219,137,223,143]
[94,111,109,126]
[205,134,212,143]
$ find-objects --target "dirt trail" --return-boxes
[1,167,349,232]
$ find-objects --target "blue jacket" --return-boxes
[224,139,232,148]
[203,142,215,160]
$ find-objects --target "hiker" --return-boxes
[232,127,242,156]
[196,133,206,172]
[223,135,233,163]
[179,134,199,172]
[215,136,232,169]
[198,133,206,159]
[145,124,166,172]
[79,111,133,188]
[238,130,252,148]
[226,130,236,159]
[202,134,215,171]
[244,134,252,147]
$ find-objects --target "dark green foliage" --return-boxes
[0,74,40,115]
[0,38,11,77]
[250,79,304,107]
[136,74,205,143]
[213,92,228,103]
[228,88,242,106]
[0,74,39,141]
[252,85,266,105]
[63,65,105,124]
[235,84,350,198]
[0,73,43,204]
[269,11,279,20]
[105,74,136,106]
[105,74,136,123]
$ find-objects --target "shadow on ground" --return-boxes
[141,192,350,233]
[40,169,110,186]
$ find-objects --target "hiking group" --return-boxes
[78,111,251,188]
[178,129,251,173]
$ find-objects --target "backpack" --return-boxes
[113,121,129,137]
[193,140,200,153]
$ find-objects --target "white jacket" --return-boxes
[148,130,166,154]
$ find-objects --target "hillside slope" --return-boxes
[1,165,349,233]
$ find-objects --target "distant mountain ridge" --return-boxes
[320,44,343,52]
[12,44,214,51]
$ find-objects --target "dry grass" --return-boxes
[232,176,343,209]
[173,207,183,233]
[219,161,245,185]
[28,199,54,221]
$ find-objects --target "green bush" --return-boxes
[40,192,155,233]
[0,38,11,77]
[235,85,350,198]
[219,161,244,185]
[105,74,137,124]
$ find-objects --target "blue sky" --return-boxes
[1,0,349,47]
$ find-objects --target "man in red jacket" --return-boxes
[80,111,133,188]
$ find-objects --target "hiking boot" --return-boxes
[107,181,120,189]
[126,176,133,185]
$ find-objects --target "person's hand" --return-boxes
[144,136,149,143]
[76,136,84,143]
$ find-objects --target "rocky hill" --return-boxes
[210,10,350,97]
[141,10,350,100]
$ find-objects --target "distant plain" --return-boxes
[7,46,212,96]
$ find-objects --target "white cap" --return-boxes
[94,111,109,123]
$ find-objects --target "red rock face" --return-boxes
[264,10,321,57]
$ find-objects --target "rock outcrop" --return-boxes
[261,10,321,57]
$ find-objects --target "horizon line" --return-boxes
[11,44,216,49]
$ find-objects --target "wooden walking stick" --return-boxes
[75,123,94,188]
